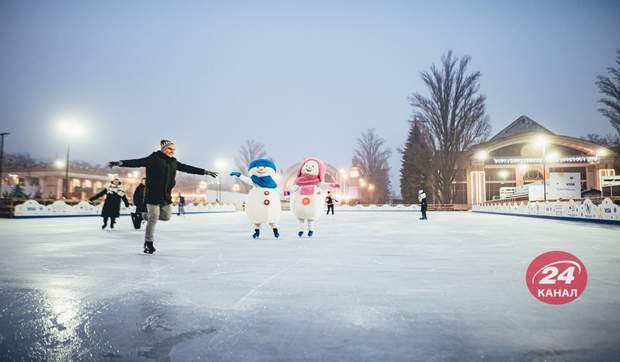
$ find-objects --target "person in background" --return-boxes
[131,178,147,230]
[325,191,338,215]
[178,193,186,216]
[418,189,428,220]
[89,178,129,230]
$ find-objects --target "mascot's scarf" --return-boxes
[295,158,327,195]
[251,175,277,189]
[296,174,321,195]
[107,185,126,197]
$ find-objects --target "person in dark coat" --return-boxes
[418,189,428,220]
[108,139,218,254]
[177,193,186,216]
[89,178,130,229]
[131,178,147,229]
[325,191,338,215]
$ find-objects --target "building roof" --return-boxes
[489,115,555,142]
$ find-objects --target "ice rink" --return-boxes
[1,211,619,361]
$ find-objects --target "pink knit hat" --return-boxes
[296,157,327,181]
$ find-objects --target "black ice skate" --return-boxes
[252,229,260,239]
[144,242,156,254]
[298,231,303,238]
[307,230,314,237]
[273,228,279,238]
[101,222,107,230]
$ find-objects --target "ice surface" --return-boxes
[1,211,619,361]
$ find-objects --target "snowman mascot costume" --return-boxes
[290,157,336,237]
[230,158,281,239]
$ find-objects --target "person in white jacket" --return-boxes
[230,158,281,239]
[418,189,428,220]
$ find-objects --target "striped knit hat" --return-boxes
[160,139,175,151]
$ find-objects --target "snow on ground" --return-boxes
[0,211,619,361]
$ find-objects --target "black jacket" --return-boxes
[133,184,146,213]
[420,197,428,212]
[90,188,129,218]
[120,151,206,205]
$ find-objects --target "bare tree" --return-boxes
[410,51,490,204]
[352,129,392,203]
[4,153,39,177]
[234,140,268,192]
[596,50,620,137]
[581,133,620,146]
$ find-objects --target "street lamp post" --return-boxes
[64,144,70,199]
[536,136,548,202]
[56,119,85,200]
[214,159,230,204]
[542,143,547,202]
[0,132,9,198]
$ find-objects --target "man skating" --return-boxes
[109,140,218,254]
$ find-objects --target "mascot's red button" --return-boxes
[264,190,270,195]
[264,199,270,206]
[302,197,311,205]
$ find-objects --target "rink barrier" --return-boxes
[472,198,620,225]
[12,200,237,218]
[337,204,421,212]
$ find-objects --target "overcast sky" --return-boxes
[1,0,619,195]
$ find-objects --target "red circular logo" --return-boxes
[263,199,270,206]
[526,251,587,305]
[302,197,311,205]
[264,190,270,196]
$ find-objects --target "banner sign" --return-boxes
[493,156,596,164]
[601,176,620,187]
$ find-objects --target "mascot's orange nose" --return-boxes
[302,197,311,205]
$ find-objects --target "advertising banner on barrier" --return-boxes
[549,172,581,200]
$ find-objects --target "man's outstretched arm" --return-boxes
[177,161,218,177]
[109,155,152,168]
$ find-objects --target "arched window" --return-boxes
[71,179,81,192]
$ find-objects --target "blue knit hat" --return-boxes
[248,158,276,171]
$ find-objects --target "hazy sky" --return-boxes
[1,0,619,195]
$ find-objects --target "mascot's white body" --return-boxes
[290,157,334,236]
[246,184,281,225]
[231,159,281,238]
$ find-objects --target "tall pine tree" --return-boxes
[399,118,431,203]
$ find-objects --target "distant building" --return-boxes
[463,115,619,206]
[1,163,210,202]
